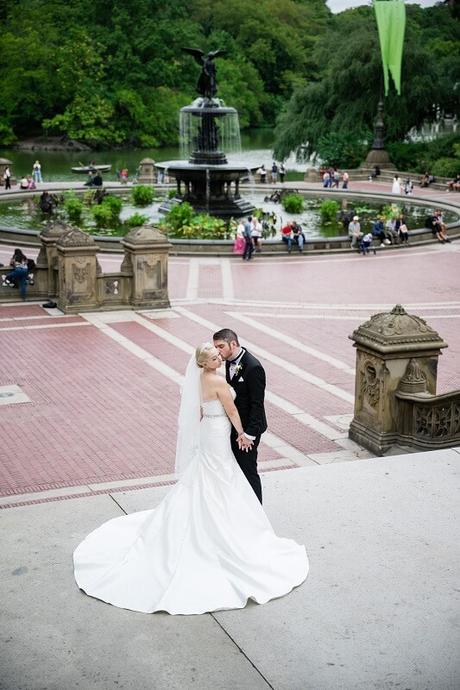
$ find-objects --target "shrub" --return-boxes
[63,191,84,223]
[124,212,149,228]
[163,202,195,231]
[320,199,339,223]
[159,203,227,239]
[91,203,113,228]
[102,195,123,219]
[282,193,304,213]
[131,185,154,206]
[431,157,459,179]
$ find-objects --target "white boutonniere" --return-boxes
[234,364,243,377]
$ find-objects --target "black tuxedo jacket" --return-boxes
[226,349,267,438]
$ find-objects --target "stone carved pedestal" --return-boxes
[137,158,156,185]
[56,228,101,313]
[349,305,447,455]
[121,225,171,309]
[38,221,70,298]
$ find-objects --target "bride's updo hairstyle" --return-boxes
[195,342,215,368]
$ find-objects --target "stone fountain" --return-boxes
[156,49,256,219]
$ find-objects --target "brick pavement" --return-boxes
[0,237,459,507]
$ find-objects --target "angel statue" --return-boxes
[183,48,226,100]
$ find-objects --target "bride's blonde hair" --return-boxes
[195,342,215,368]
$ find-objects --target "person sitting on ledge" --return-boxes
[372,217,386,246]
[281,222,294,253]
[447,174,460,192]
[292,222,305,253]
[84,172,103,188]
[2,248,32,299]
[359,232,376,255]
[19,175,29,189]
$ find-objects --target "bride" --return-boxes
[73,343,308,615]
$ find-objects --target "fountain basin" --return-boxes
[156,160,258,218]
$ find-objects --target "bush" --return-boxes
[159,202,227,239]
[131,185,154,206]
[320,199,340,223]
[282,193,304,213]
[63,191,84,223]
[124,212,149,228]
[163,202,195,231]
[91,203,114,228]
[387,134,460,174]
[102,195,123,219]
[431,157,459,178]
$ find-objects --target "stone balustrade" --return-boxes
[1,221,171,312]
[349,305,460,454]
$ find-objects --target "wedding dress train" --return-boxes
[73,398,308,614]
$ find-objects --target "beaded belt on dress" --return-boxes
[202,412,227,418]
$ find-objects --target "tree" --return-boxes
[274,5,460,163]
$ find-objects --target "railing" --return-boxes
[396,390,460,450]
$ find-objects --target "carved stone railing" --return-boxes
[349,305,460,454]
[395,359,460,449]
[0,221,171,312]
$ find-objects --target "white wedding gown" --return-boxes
[73,397,308,614]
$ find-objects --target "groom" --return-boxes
[213,328,267,503]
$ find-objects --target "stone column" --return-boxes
[121,225,171,309]
[137,158,156,184]
[56,227,100,313]
[348,304,447,455]
[38,221,70,297]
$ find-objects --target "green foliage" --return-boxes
[282,193,304,214]
[431,157,459,179]
[381,204,402,221]
[63,191,84,223]
[387,134,460,174]
[0,119,16,145]
[124,213,149,228]
[131,185,155,206]
[91,203,114,228]
[274,4,460,163]
[320,200,340,223]
[90,194,123,227]
[160,203,227,239]
[101,195,123,218]
[0,1,457,150]
[317,131,370,169]
[163,202,195,231]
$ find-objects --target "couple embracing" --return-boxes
[74,328,308,615]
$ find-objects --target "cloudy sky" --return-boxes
[327,0,440,13]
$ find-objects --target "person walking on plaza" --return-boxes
[257,165,267,183]
[3,166,12,190]
[342,171,349,189]
[279,162,286,183]
[243,216,254,260]
[271,161,278,183]
[392,175,401,195]
[32,160,43,184]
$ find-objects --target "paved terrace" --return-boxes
[1,179,459,689]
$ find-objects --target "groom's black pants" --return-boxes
[231,433,262,504]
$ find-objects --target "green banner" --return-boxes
[374,0,406,96]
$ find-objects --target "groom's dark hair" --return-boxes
[213,328,239,345]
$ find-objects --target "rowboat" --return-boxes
[71,165,112,174]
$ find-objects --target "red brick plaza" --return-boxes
[1,235,459,509]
